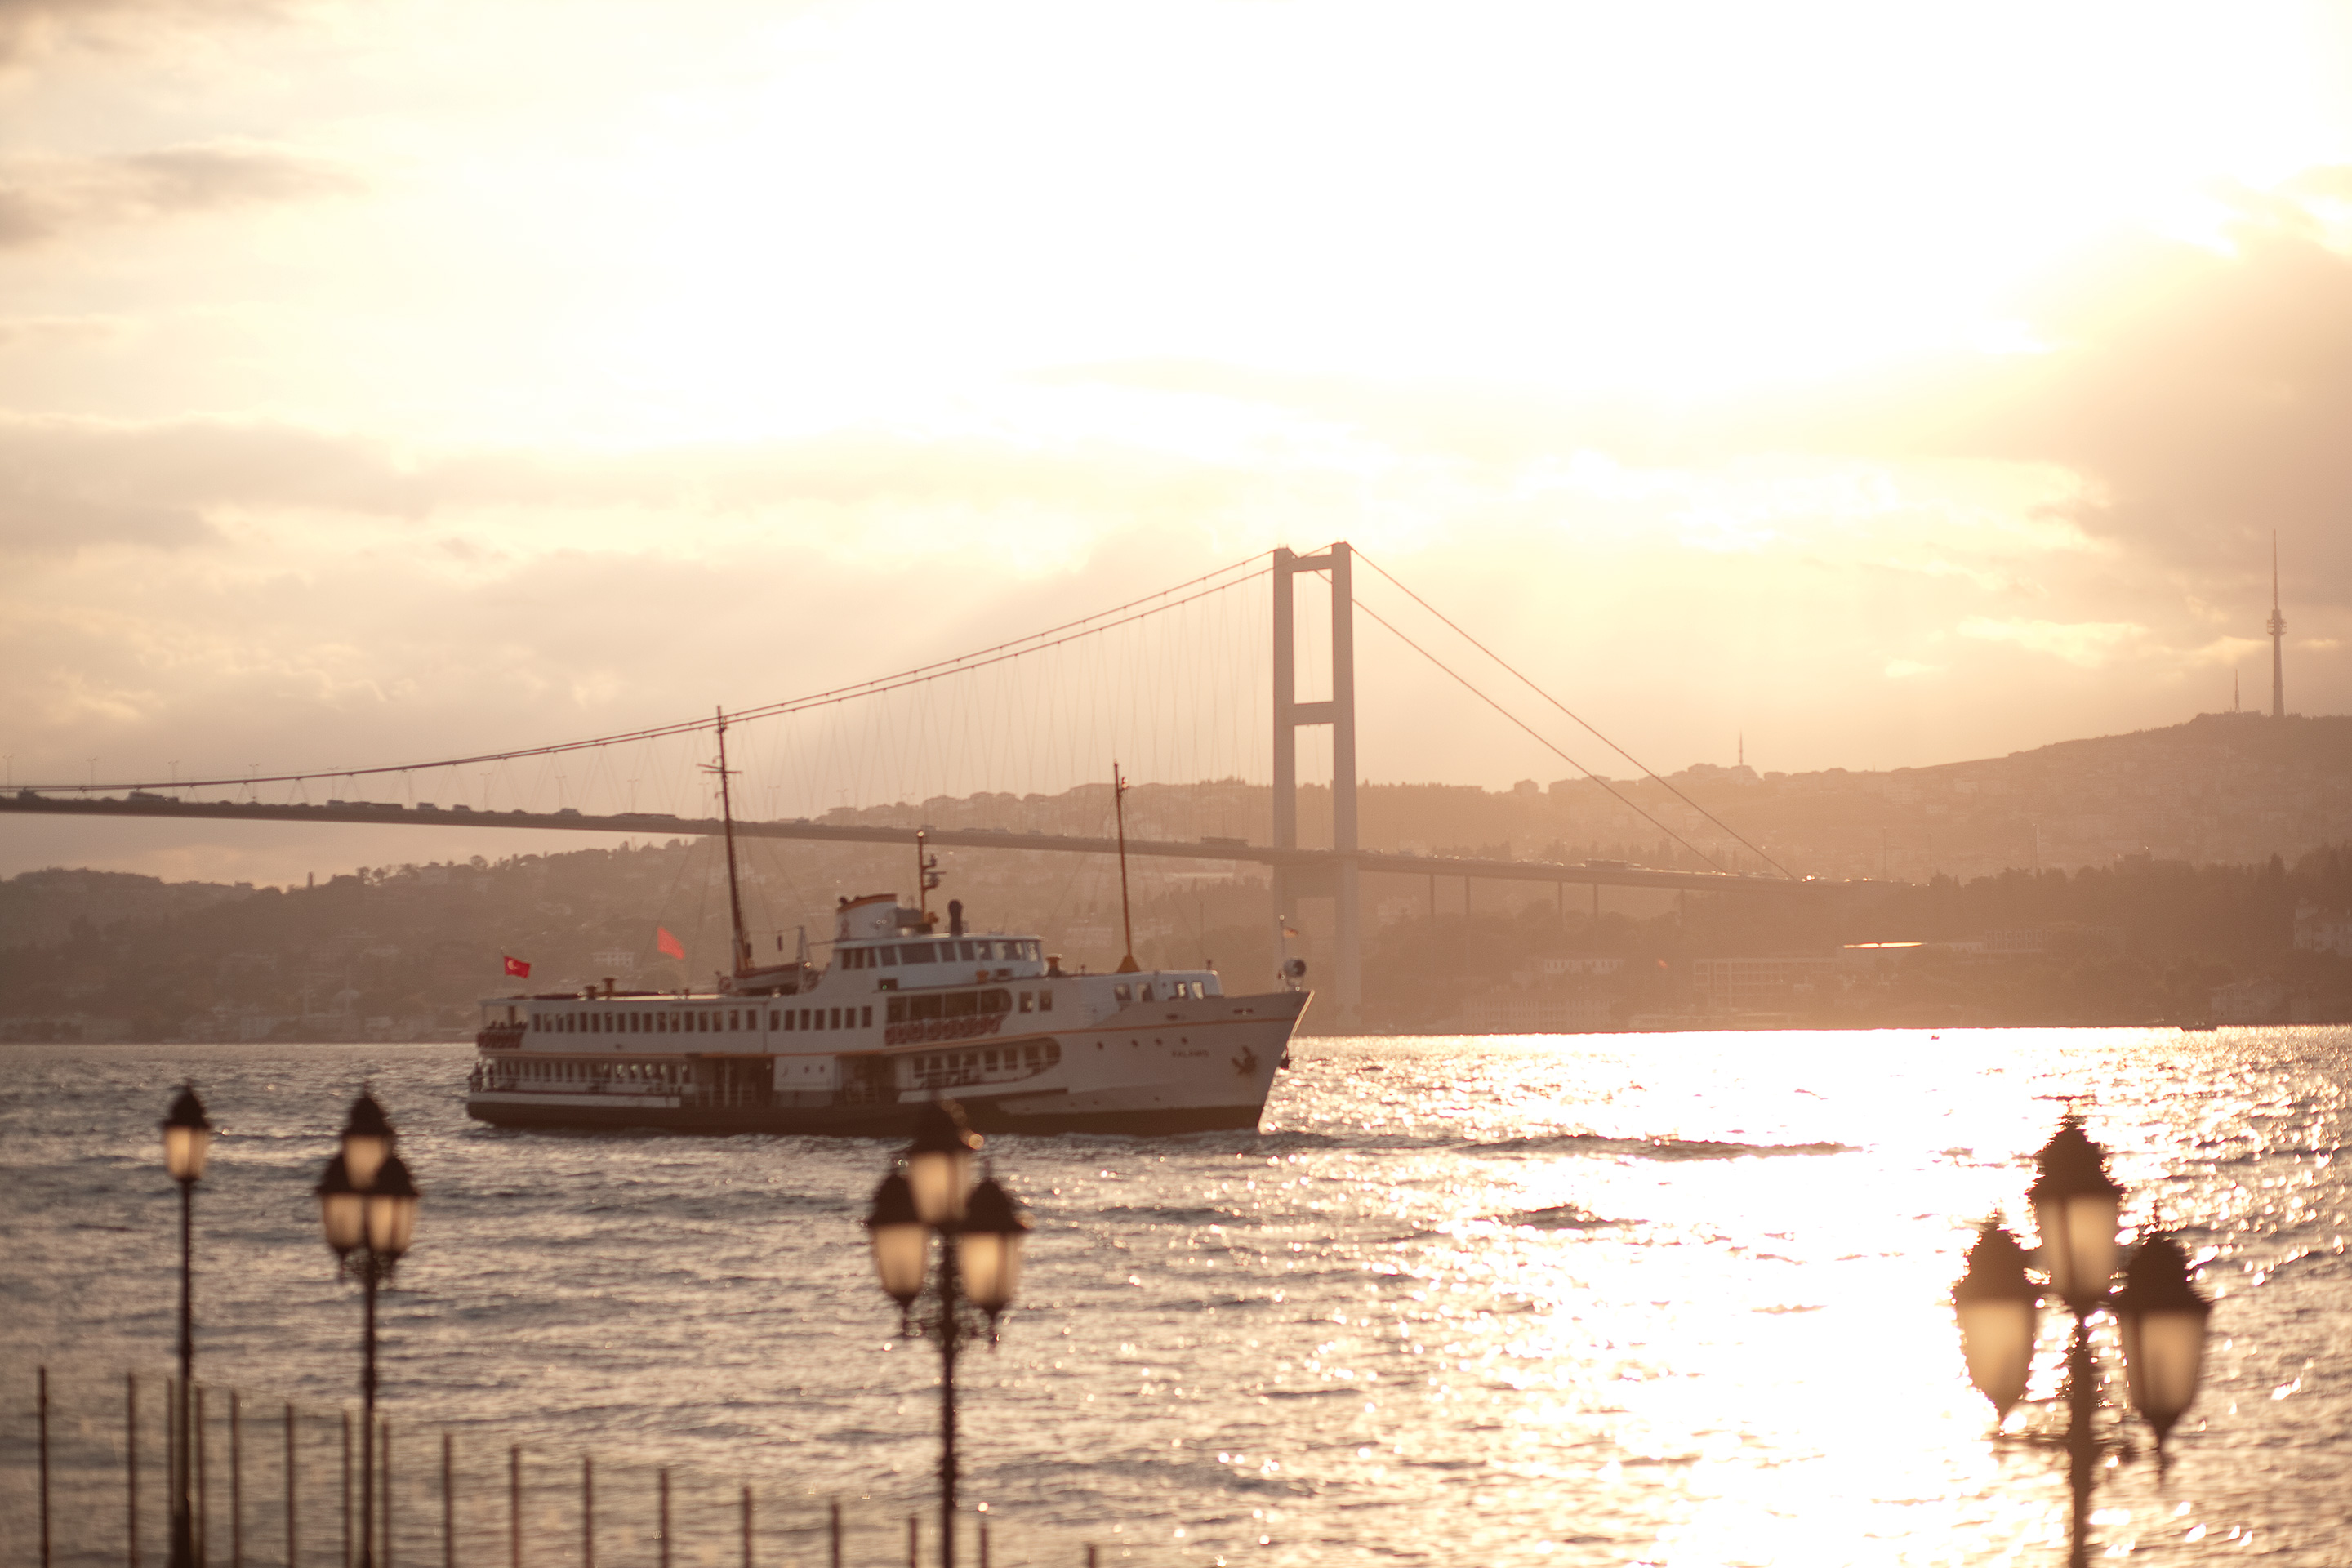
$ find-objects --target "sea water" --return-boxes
[2,1028,2346,1566]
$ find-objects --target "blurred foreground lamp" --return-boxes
[1953,1220,2042,1421]
[2028,1114,2123,1316]
[2114,1232,2212,1450]
[162,1085,215,1185]
[864,1100,1029,1568]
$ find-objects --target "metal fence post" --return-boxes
[906,1513,917,1568]
[196,1384,208,1565]
[231,1390,244,1568]
[978,1517,989,1568]
[38,1366,52,1568]
[828,1499,840,1568]
[284,1405,297,1568]
[127,1373,140,1568]
[508,1447,521,1568]
[382,1422,394,1568]
[581,1454,593,1568]
[442,1432,455,1568]
[740,1485,753,1568]
[341,1410,352,1568]
[657,1468,671,1568]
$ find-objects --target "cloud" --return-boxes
[0,0,290,65]
[1958,617,2146,668]
[0,412,1284,561]
[0,314,132,349]
[0,142,356,248]
[1918,194,2352,612]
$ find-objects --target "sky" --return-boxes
[4,0,2352,884]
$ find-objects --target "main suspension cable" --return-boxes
[1351,599,1734,875]
[28,552,1276,795]
[1354,549,1797,880]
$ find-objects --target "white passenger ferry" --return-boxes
[464,725,1307,1137]
[465,893,1306,1137]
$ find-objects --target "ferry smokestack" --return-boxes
[949,898,965,938]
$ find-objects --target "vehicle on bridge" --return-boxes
[464,892,1306,1137]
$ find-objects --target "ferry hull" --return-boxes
[461,1095,1268,1139]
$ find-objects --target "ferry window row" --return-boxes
[1111,981,1209,1004]
[884,988,1020,1024]
[535,1005,871,1034]
[781,1005,873,1031]
[910,1040,1061,1090]
[840,938,1041,970]
[498,1059,685,1086]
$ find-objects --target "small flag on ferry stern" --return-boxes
[503,956,532,978]
[656,926,686,960]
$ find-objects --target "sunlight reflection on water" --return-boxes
[2,1027,2347,1566]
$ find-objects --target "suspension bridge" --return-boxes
[2,543,1806,1019]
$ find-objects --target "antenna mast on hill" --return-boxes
[2267,532,2287,719]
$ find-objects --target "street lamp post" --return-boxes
[1953,1114,2212,1568]
[314,1092,420,1568]
[866,1103,1031,1568]
[162,1086,214,1568]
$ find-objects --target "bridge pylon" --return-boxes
[1272,542,1360,1026]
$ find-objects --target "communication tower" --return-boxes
[2268,532,2287,719]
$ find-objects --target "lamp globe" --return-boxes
[1952,1221,2042,1421]
[2027,1115,2124,1316]
[162,1085,215,1184]
[2114,1232,2212,1449]
[956,1175,1032,1320]
[905,1101,977,1227]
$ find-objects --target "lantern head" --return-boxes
[315,1152,364,1258]
[1952,1220,2042,1421]
[904,1101,977,1227]
[866,1169,929,1310]
[2114,1232,2211,1448]
[2026,1114,2123,1316]
[956,1175,1032,1319]
[366,1152,421,1262]
[339,1090,396,1192]
[162,1085,215,1184]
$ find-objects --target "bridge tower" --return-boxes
[1272,543,1360,1021]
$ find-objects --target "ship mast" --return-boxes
[1114,760,1140,973]
[707,707,753,976]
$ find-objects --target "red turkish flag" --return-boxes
[656,927,685,960]
[503,956,532,978]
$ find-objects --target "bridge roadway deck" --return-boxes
[1,792,1802,894]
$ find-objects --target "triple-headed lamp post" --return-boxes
[1953,1113,2212,1567]
[866,1102,1031,1568]
[314,1092,421,1568]
[161,1086,214,1568]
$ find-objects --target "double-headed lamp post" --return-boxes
[162,1086,214,1568]
[866,1102,1031,1568]
[314,1092,421,1568]
[1953,1114,2212,1567]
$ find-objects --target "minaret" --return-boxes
[2267,531,2287,719]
